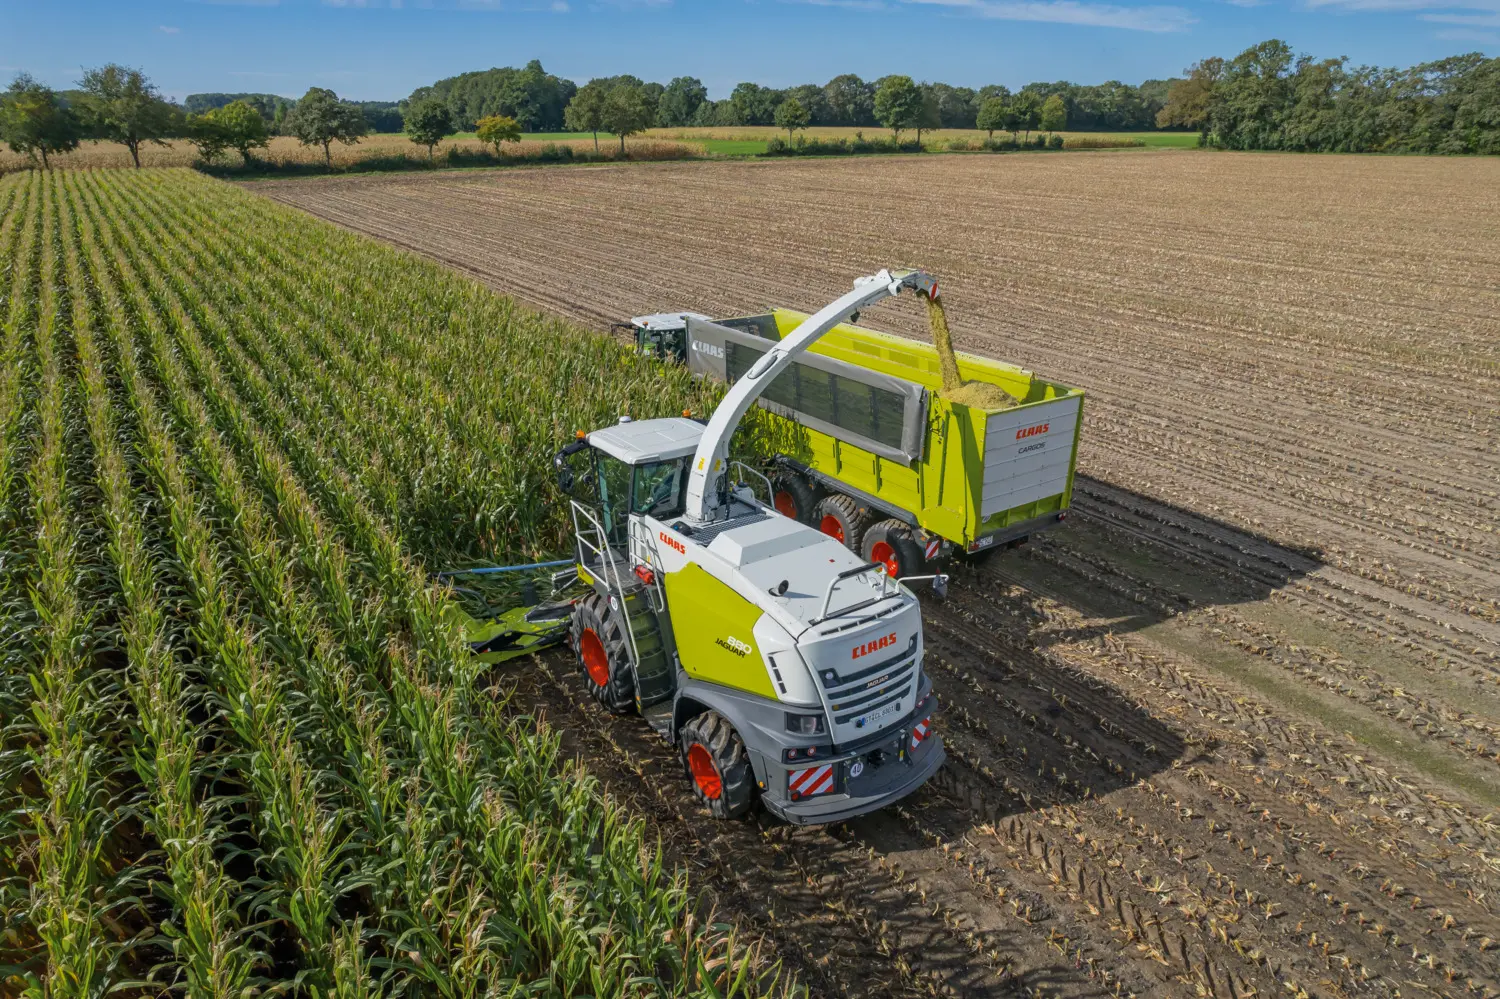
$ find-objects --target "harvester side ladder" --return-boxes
[569,499,642,668]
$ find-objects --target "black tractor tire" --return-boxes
[770,471,822,526]
[861,519,927,580]
[570,592,636,714]
[814,493,867,553]
[678,711,756,819]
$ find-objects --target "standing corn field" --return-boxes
[0,167,791,997]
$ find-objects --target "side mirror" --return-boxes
[554,439,591,495]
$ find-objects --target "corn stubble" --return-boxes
[0,168,791,997]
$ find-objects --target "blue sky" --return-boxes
[2,0,1495,103]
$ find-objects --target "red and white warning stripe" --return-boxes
[910,716,932,750]
[924,538,941,561]
[788,763,834,798]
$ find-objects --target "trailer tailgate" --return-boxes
[979,396,1082,519]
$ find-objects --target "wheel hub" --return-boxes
[686,743,722,799]
[774,490,797,519]
[871,540,900,578]
[819,514,844,543]
[579,628,610,687]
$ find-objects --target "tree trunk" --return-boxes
[129,140,141,169]
[324,141,332,168]
[593,131,599,154]
[619,133,625,155]
[240,147,251,167]
[40,147,49,170]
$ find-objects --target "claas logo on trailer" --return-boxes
[1015,422,1049,441]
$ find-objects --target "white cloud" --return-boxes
[158,24,181,32]
[1434,24,1500,36]
[1221,0,1267,7]
[901,0,1196,31]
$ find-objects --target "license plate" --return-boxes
[857,700,902,730]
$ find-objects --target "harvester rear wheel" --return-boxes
[770,471,822,526]
[678,711,755,819]
[861,519,925,580]
[570,592,636,714]
[814,493,867,553]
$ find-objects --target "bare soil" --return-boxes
[259,151,1500,999]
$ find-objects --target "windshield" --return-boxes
[632,458,688,520]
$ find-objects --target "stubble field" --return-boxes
[257,151,1500,998]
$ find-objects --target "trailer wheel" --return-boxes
[770,472,822,526]
[814,493,867,553]
[570,592,636,714]
[678,711,755,819]
[862,519,926,580]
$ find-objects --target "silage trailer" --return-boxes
[628,306,1085,579]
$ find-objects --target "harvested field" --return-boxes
[258,150,1500,998]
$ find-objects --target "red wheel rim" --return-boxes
[686,744,722,799]
[871,540,900,578]
[774,490,797,519]
[580,629,610,687]
[819,514,844,543]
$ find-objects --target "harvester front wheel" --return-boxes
[862,519,925,580]
[679,711,755,819]
[571,592,636,714]
[814,493,867,553]
[770,472,822,526]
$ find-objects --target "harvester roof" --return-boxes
[588,417,703,465]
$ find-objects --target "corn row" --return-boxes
[14,170,120,997]
[0,172,42,950]
[73,177,348,990]
[58,171,254,997]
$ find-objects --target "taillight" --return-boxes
[783,746,820,763]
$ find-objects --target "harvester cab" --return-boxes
[555,270,947,824]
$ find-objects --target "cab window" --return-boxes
[597,453,633,544]
[632,458,687,520]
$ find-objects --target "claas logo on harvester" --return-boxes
[852,633,898,660]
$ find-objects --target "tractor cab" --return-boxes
[554,417,703,550]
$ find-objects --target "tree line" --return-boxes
[405,60,1170,134]
[0,67,399,168]
[1158,39,1499,154]
[185,92,404,134]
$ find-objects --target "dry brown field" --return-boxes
[0,133,693,172]
[259,151,1500,999]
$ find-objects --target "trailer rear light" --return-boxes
[1057,511,1067,521]
[633,565,655,586]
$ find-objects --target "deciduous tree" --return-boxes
[404,97,454,158]
[214,99,270,165]
[77,64,175,168]
[657,77,708,127]
[288,86,368,167]
[874,75,922,141]
[773,96,810,143]
[475,114,522,154]
[601,84,653,154]
[564,79,608,153]
[1040,93,1068,135]
[975,97,1007,139]
[0,74,81,169]
[185,112,230,162]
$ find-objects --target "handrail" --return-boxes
[569,500,641,666]
[731,461,774,507]
[815,561,899,623]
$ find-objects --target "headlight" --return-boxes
[784,712,826,735]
